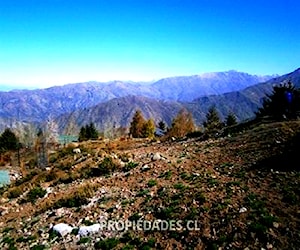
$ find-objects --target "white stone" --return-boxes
[152,153,161,161]
[53,223,73,237]
[239,207,247,213]
[73,148,81,154]
[142,165,150,171]
[78,224,101,236]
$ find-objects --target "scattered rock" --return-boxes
[141,164,150,171]
[239,207,247,213]
[151,153,161,161]
[73,148,81,154]
[78,224,101,236]
[52,223,73,237]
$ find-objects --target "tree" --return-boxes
[87,123,99,140]
[16,123,37,148]
[35,128,48,169]
[158,120,167,132]
[78,123,99,141]
[78,126,87,142]
[142,118,156,138]
[225,112,238,127]
[256,81,300,120]
[168,109,195,138]
[46,118,59,146]
[129,110,146,138]
[203,106,223,134]
[0,128,19,151]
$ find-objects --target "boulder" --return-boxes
[151,153,161,161]
[52,223,73,237]
[78,224,101,236]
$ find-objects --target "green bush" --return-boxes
[123,161,138,172]
[30,245,46,250]
[98,157,117,175]
[58,146,75,158]
[94,238,120,250]
[27,186,46,203]
[77,237,91,245]
[147,179,157,187]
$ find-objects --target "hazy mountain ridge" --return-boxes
[0,71,273,123]
[54,68,300,134]
[152,71,275,101]
[1,69,299,133]
[190,68,300,122]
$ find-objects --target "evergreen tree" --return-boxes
[256,81,300,120]
[78,126,87,142]
[168,108,195,138]
[203,106,223,134]
[158,120,167,132]
[225,112,238,126]
[0,128,19,151]
[78,123,99,141]
[129,110,146,138]
[88,123,99,140]
[142,118,156,138]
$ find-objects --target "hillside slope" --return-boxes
[0,120,299,249]
[55,95,186,134]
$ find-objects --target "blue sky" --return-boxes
[0,0,299,89]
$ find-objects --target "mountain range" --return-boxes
[0,69,299,135]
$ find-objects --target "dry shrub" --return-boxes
[38,183,98,213]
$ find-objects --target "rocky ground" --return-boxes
[0,121,299,250]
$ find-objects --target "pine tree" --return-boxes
[203,106,223,134]
[88,123,99,140]
[129,110,146,138]
[158,120,166,132]
[78,123,99,141]
[256,81,300,120]
[78,126,87,142]
[0,128,19,151]
[225,112,238,126]
[168,109,195,138]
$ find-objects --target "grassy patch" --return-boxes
[123,161,139,172]
[94,238,120,250]
[147,179,157,187]
[77,237,91,245]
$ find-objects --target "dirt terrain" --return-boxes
[0,121,299,250]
